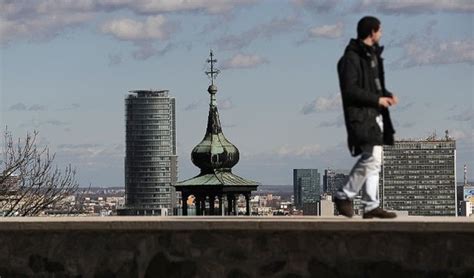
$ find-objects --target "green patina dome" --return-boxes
[191,85,239,173]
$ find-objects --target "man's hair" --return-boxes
[357,16,381,40]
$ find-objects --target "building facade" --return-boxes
[120,90,177,216]
[381,136,456,216]
[323,169,349,196]
[293,169,320,214]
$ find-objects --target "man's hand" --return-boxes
[390,95,399,105]
[379,97,396,108]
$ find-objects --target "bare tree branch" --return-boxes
[0,128,79,217]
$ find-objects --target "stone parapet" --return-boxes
[0,216,473,277]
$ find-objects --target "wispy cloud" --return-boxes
[44,120,69,126]
[8,103,28,111]
[401,122,416,128]
[214,16,301,51]
[301,94,342,115]
[221,53,268,70]
[8,102,47,111]
[218,97,234,110]
[298,22,344,44]
[391,39,474,68]
[352,0,474,14]
[184,100,204,111]
[28,104,47,111]
[318,114,345,128]
[1,0,255,45]
[55,142,124,167]
[447,108,474,122]
[274,144,324,158]
[292,0,341,13]
[100,15,175,42]
[393,101,414,112]
[108,53,122,66]
[387,21,474,69]
[131,41,175,60]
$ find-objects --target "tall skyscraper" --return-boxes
[293,169,320,214]
[119,90,177,216]
[381,132,456,216]
[323,169,349,196]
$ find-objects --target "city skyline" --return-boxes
[1,1,473,187]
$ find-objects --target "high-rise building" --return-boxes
[119,90,177,216]
[293,169,320,214]
[381,133,456,216]
[323,169,349,196]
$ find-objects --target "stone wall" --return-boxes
[0,216,473,278]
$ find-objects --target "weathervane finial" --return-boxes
[205,49,220,85]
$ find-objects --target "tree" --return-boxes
[0,129,80,216]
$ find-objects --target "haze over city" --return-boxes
[1,0,473,187]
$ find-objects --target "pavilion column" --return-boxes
[233,194,238,215]
[195,195,201,216]
[201,196,206,216]
[245,192,251,216]
[227,194,233,215]
[209,194,215,215]
[218,195,224,216]
[182,192,188,216]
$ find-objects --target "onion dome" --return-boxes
[191,51,240,173]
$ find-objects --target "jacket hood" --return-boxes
[345,38,384,57]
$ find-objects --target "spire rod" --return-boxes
[205,50,220,85]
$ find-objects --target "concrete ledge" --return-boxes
[1,217,473,277]
[1,216,473,232]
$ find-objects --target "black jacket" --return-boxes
[337,39,395,156]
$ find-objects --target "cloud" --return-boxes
[214,16,301,50]
[401,122,416,128]
[318,114,345,128]
[93,0,256,15]
[28,104,47,111]
[292,0,341,13]
[57,103,81,111]
[100,15,175,41]
[108,53,122,66]
[391,39,474,68]
[218,97,234,110]
[274,144,324,158]
[184,100,204,111]
[308,22,344,39]
[447,108,474,122]
[8,103,47,111]
[44,120,69,126]
[1,0,255,45]
[393,101,414,112]
[0,1,92,45]
[388,22,474,69]
[8,103,28,111]
[221,54,268,70]
[301,94,342,114]
[131,42,177,60]
[19,119,69,129]
[352,0,474,14]
[55,142,124,167]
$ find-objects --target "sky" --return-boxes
[1,0,473,187]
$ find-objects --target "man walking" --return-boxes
[335,16,398,219]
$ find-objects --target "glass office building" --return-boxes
[120,90,177,216]
[293,169,321,214]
